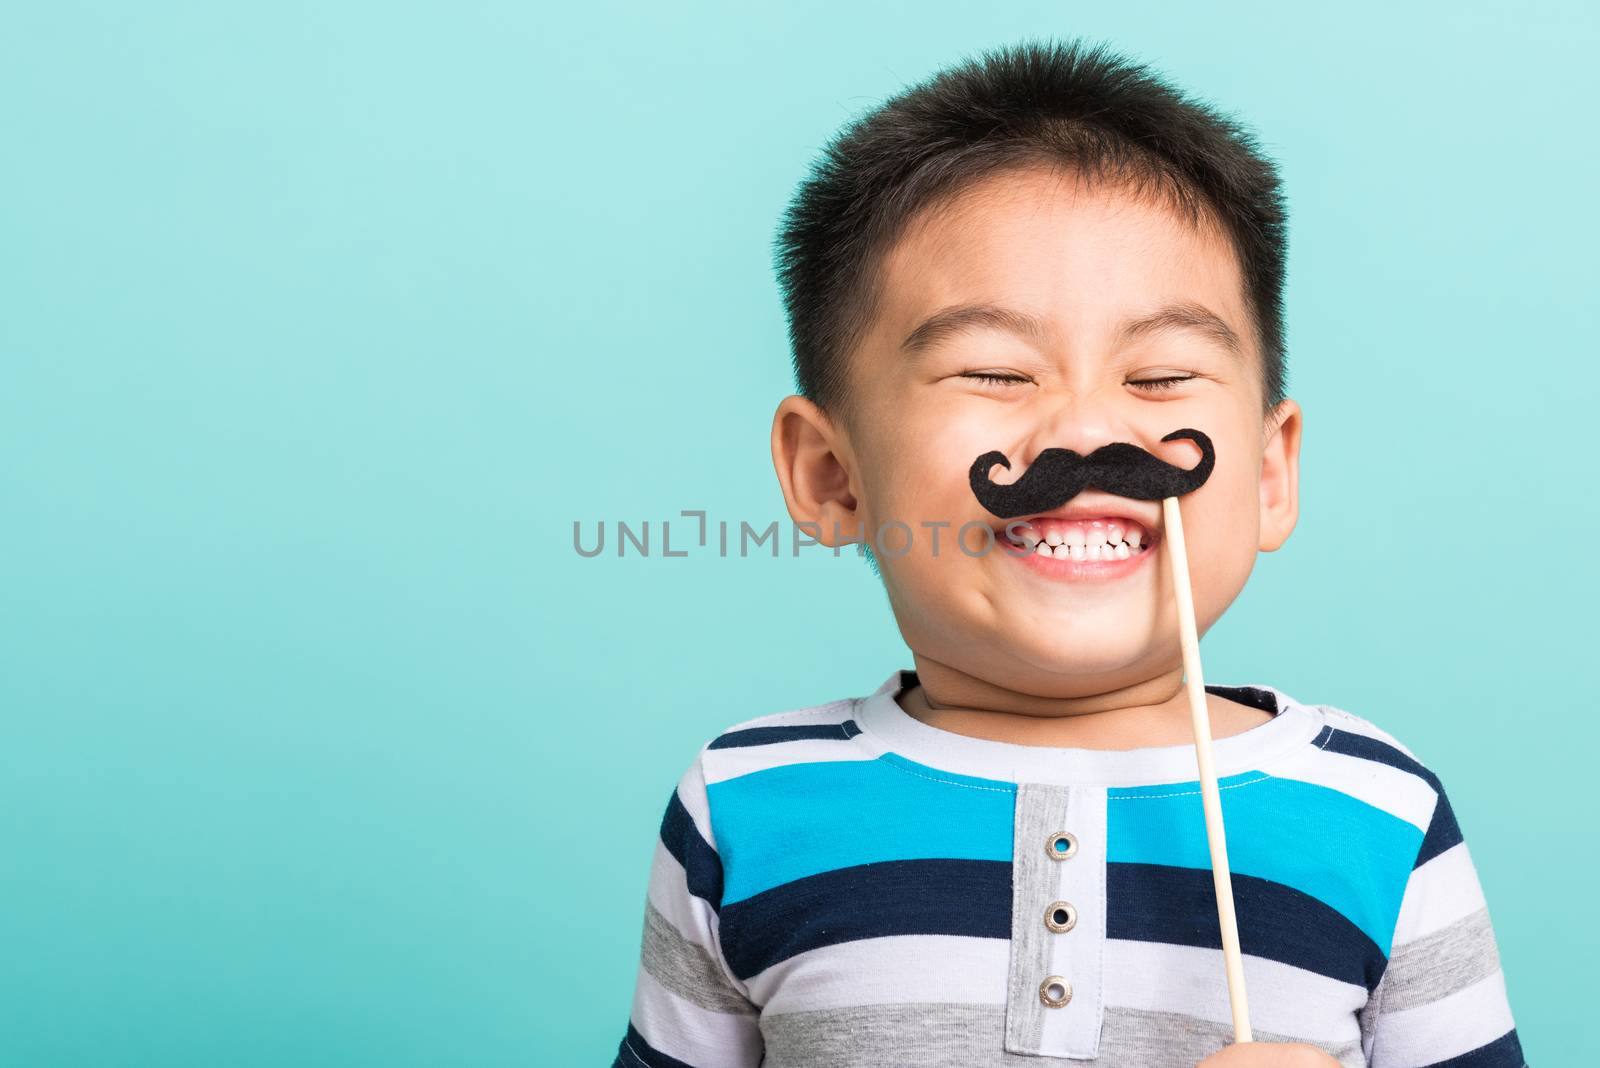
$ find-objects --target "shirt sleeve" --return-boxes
[1359,775,1525,1067]
[613,754,762,1068]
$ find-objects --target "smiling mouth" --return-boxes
[1002,516,1160,562]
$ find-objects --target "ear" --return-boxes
[770,395,862,548]
[1258,398,1302,552]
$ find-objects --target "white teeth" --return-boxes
[1015,518,1153,561]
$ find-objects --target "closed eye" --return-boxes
[1128,374,1198,392]
[960,371,1032,386]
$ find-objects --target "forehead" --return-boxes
[867,166,1254,355]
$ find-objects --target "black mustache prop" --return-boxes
[969,428,1215,520]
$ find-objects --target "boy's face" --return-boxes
[773,166,1301,698]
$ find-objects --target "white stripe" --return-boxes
[714,698,856,735]
[702,736,877,785]
[1271,743,1438,832]
[748,934,1010,1013]
[629,967,762,1065]
[1370,968,1514,1068]
[1391,842,1487,945]
[1104,939,1366,1044]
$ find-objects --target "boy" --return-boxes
[614,40,1521,1067]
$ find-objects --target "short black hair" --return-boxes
[773,38,1288,415]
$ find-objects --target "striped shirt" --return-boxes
[615,671,1523,1067]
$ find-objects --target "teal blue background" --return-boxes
[2,3,1592,1063]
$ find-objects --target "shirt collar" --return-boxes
[851,669,1324,787]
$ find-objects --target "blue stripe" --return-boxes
[660,789,724,912]
[707,754,1015,906]
[1420,1029,1523,1068]
[1108,862,1387,990]
[708,720,861,749]
[1314,726,1462,867]
[614,1024,698,1068]
[1108,772,1421,951]
[718,858,1011,980]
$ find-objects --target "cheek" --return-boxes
[856,444,1000,615]
[1204,465,1260,527]
[857,428,993,530]
[1186,464,1262,600]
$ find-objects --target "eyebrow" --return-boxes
[900,303,1052,356]
[1118,301,1245,361]
[899,300,1245,362]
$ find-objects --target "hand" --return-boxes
[1197,1042,1343,1067]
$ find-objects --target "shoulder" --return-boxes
[1270,689,1463,867]
[706,695,865,750]
[1311,700,1424,763]
[667,690,879,816]
[695,693,876,791]
[1298,696,1444,796]
[656,689,884,914]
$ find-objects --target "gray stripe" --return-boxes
[640,901,754,1015]
[1379,906,1501,1013]
[1004,783,1070,1053]
[760,1003,1364,1067]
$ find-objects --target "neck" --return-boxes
[903,653,1247,751]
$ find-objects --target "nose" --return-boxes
[1018,396,1137,468]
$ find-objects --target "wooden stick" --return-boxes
[1161,495,1253,1044]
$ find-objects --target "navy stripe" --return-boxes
[708,720,861,749]
[614,1024,698,1068]
[1414,787,1464,867]
[1108,862,1388,991]
[718,858,1011,980]
[1315,725,1431,780]
[1314,726,1463,867]
[660,790,724,912]
[1420,1028,1524,1068]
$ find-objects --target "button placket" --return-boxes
[1042,831,1077,993]
[1042,785,1106,1057]
[1005,783,1107,1058]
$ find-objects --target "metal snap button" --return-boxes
[1039,976,1073,1008]
[1044,901,1077,933]
[1046,831,1077,860]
